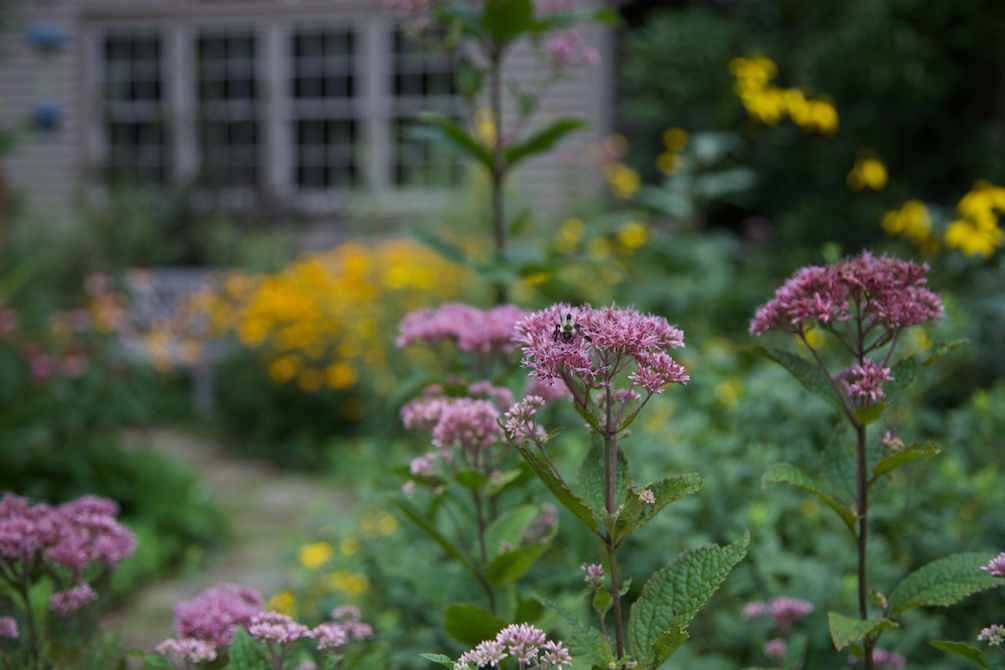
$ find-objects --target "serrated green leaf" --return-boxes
[455,468,490,491]
[79,633,123,670]
[534,593,615,668]
[826,611,897,650]
[930,641,991,668]
[887,553,1004,615]
[747,345,843,413]
[484,504,538,559]
[870,442,940,487]
[392,498,474,574]
[885,339,967,397]
[420,650,456,666]
[615,475,703,542]
[628,532,749,659]
[227,627,268,670]
[646,621,688,670]
[486,541,550,586]
[444,604,506,647]
[416,112,493,169]
[592,586,613,615]
[505,118,586,168]
[576,441,632,527]
[420,653,457,668]
[482,0,534,47]
[513,440,596,531]
[762,462,856,536]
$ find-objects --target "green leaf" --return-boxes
[486,541,550,586]
[592,586,613,615]
[227,627,269,670]
[416,112,493,169]
[614,475,703,542]
[747,345,843,413]
[127,649,174,669]
[576,440,632,525]
[411,226,468,265]
[444,604,506,647]
[420,653,457,668]
[628,532,749,659]
[484,504,538,559]
[513,440,597,531]
[455,468,490,491]
[826,611,897,651]
[392,498,474,574]
[761,462,856,536]
[854,402,886,426]
[645,621,688,670]
[870,442,940,487]
[887,553,1004,615]
[482,0,535,47]
[508,209,533,236]
[80,633,123,670]
[505,118,587,168]
[930,641,991,669]
[884,339,967,397]
[534,593,615,668]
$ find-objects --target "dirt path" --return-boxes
[103,428,352,656]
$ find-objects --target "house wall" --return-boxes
[0,0,613,232]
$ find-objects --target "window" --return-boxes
[196,29,261,188]
[102,31,169,183]
[290,26,357,190]
[390,28,462,187]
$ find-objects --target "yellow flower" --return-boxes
[603,133,628,159]
[586,237,613,261]
[616,221,648,250]
[325,362,359,389]
[298,369,323,393]
[475,108,496,146]
[340,536,360,556]
[554,217,584,254]
[847,155,888,192]
[268,355,302,384]
[661,127,688,152]
[297,541,334,569]
[807,100,839,135]
[713,378,742,409]
[881,200,931,249]
[266,590,297,617]
[604,163,641,200]
[655,151,680,176]
[377,512,399,535]
[945,218,1002,258]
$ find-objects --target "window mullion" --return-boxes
[363,18,388,193]
[264,20,291,201]
[171,22,197,183]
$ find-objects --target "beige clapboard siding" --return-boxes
[0,0,612,226]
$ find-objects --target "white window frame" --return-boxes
[82,3,464,217]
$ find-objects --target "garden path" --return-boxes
[102,428,352,658]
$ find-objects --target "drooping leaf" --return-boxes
[644,621,688,670]
[887,553,1004,615]
[747,345,843,413]
[826,611,897,651]
[416,112,493,169]
[484,504,538,560]
[534,592,615,668]
[762,462,857,536]
[592,586,613,615]
[513,440,596,531]
[614,474,703,542]
[930,641,991,668]
[870,442,940,487]
[226,627,269,670]
[486,541,550,586]
[482,0,535,47]
[628,532,749,659]
[444,604,506,647]
[419,653,456,668]
[505,118,587,168]
[884,340,967,398]
[392,498,473,574]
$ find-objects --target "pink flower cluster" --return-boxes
[743,596,814,633]
[397,303,529,356]
[979,624,1005,647]
[502,395,547,443]
[839,359,895,405]
[546,30,600,70]
[0,492,136,614]
[313,606,374,651]
[749,251,943,336]
[0,615,17,639]
[173,583,265,647]
[580,562,604,588]
[514,303,688,397]
[401,384,509,464]
[981,552,1005,577]
[850,648,906,668]
[455,623,572,670]
[154,637,218,664]
[249,611,313,645]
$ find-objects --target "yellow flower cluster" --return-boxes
[730,55,839,135]
[152,238,469,395]
[945,180,1005,258]
[585,133,641,200]
[847,155,888,192]
[881,200,935,252]
[656,127,688,176]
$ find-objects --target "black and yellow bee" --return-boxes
[553,313,581,342]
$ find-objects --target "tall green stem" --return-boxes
[603,383,626,662]
[488,47,507,304]
[855,421,873,670]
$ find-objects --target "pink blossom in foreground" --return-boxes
[155,637,218,663]
[750,251,943,336]
[639,489,656,504]
[581,562,604,588]
[979,624,1005,646]
[49,583,98,614]
[455,623,572,670]
[248,611,313,645]
[0,615,18,639]
[839,359,894,405]
[174,583,264,647]
[981,552,1005,577]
